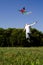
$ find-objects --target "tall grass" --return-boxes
[0,47,43,65]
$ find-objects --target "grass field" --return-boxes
[0,47,43,65]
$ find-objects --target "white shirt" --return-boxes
[25,25,31,33]
[25,22,36,33]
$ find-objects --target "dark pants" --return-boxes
[26,33,31,39]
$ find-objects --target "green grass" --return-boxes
[0,47,43,65]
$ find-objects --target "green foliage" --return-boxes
[0,28,43,47]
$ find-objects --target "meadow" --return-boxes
[0,47,43,65]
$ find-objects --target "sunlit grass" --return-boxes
[0,47,43,65]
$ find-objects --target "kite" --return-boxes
[19,7,32,15]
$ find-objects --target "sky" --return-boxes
[0,0,43,32]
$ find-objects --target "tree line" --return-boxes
[0,28,43,47]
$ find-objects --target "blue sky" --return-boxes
[0,0,43,32]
